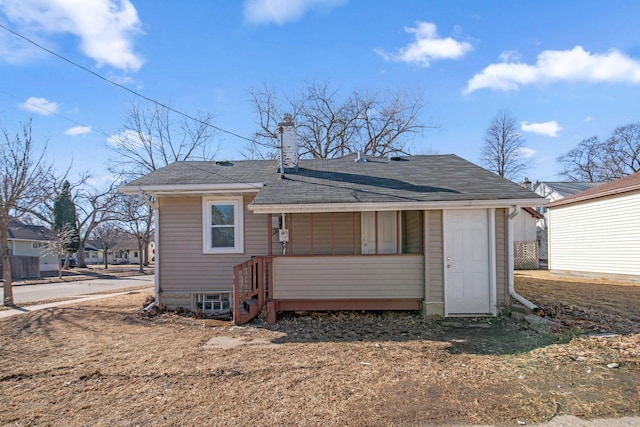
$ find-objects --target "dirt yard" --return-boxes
[0,271,638,426]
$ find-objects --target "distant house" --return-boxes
[120,116,544,324]
[534,181,604,266]
[512,207,543,270]
[86,238,151,265]
[547,172,640,281]
[2,219,57,274]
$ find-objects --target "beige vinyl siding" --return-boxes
[495,208,507,306]
[158,194,268,293]
[549,191,640,276]
[425,210,444,303]
[272,255,424,299]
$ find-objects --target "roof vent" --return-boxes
[389,156,406,162]
[215,160,233,166]
[355,150,366,163]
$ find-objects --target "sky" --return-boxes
[1,0,639,185]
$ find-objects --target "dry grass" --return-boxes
[0,274,638,426]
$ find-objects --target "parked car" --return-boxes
[60,258,77,268]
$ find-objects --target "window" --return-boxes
[202,196,244,254]
[194,293,231,314]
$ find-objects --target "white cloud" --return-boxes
[518,147,536,158]
[64,125,92,136]
[0,0,144,72]
[499,50,521,62]
[107,129,146,148]
[243,0,346,25]
[18,97,59,115]
[376,21,473,67]
[465,46,640,93]
[584,115,595,122]
[521,120,563,137]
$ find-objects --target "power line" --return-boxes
[0,23,259,144]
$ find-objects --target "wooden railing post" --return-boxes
[233,256,273,325]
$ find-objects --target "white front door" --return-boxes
[445,209,491,315]
[361,211,398,254]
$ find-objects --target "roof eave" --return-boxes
[119,183,264,196]
[248,198,545,214]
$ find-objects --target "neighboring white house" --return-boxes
[547,172,640,281]
[512,207,543,269]
[86,238,152,265]
[534,181,604,266]
[5,219,58,272]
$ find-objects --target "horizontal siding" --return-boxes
[273,255,424,299]
[549,192,640,276]
[158,195,268,293]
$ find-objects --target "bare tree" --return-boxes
[117,195,153,273]
[607,123,640,178]
[48,223,81,279]
[0,120,55,306]
[557,122,640,182]
[481,110,530,181]
[247,82,429,159]
[92,222,123,269]
[557,136,609,182]
[108,102,219,180]
[74,182,122,268]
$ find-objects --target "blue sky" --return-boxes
[1,0,639,184]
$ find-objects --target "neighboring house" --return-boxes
[86,238,150,265]
[534,181,604,266]
[3,219,57,273]
[547,172,640,281]
[112,239,142,264]
[120,117,544,324]
[512,207,543,270]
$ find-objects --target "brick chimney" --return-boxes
[278,113,298,173]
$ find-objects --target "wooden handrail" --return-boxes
[233,256,273,324]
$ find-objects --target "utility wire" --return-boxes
[1,88,269,190]
[0,23,259,144]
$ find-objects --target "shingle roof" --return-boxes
[4,219,55,241]
[122,154,544,207]
[537,181,604,197]
[548,172,640,208]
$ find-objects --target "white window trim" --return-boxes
[202,196,244,254]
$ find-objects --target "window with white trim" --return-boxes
[194,292,232,314]
[202,197,244,254]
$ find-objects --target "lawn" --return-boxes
[0,272,638,426]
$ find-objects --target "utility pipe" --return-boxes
[507,205,538,311]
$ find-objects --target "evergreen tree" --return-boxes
[53,181,80,266]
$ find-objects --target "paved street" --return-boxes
[1,276,153,305]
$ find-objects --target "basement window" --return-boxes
[194,293,232,315]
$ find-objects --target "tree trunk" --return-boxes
[77,242,87,268]
[1,215,14,306]
[103,250,108,269]
[138,242,144,273]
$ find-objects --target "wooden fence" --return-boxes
[0,256,41,279]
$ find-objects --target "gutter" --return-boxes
[507,205,538,311]
[138,191,160,312]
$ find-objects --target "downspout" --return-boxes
[138,191,160,312]
[507,205,538,311]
